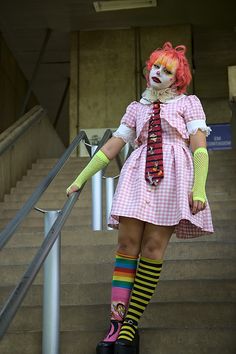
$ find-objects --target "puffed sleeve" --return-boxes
[184,95,211,137]
[113,102,137,144]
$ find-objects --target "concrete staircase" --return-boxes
[0,150,236,354]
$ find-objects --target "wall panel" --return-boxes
[78,25,192,130]
[193,25,236,122]
[79,29,135,129]
[0,34,38,134]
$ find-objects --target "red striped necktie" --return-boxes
[145,102,164,185]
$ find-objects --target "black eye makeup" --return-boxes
[164,68,173,75]
[153,64,173,75]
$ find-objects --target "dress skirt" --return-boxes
[108,116,214,239]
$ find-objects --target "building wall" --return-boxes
[193,25,236,123]
[0,34,37,133]
[1,24,235,142]
[76,24,235,135]
[78,25,192,132]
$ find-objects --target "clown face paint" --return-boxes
[149,63,176,90]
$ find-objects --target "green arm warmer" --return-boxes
[192,147,209,203]
[66,150,110,193]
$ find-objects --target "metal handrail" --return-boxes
[0,128,117,338]
[0,130,91,250]
[0,106,45,157]
[0,190,81,339]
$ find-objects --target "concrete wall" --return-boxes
[79,29,136,130]
[0,34,38,134]
[0,106,65,201]
[77,25,192,134]
[71,24,235,137]
[193,25,236,123]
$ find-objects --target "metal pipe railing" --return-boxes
[105,177,115,230]
[41,210,61,354]
[0,130,90,250]
[0,191,81,339]
[0,106,45,157]
[0,128,122,340]
[91,145,103,230]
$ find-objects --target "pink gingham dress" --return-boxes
[108,94,214,239]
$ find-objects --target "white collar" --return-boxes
[140,87,185,104]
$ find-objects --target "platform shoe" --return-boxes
[96,320,122,354]
[114,330,139,354]
[96,341,115,354]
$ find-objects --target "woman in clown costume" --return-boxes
[67,42,214,354]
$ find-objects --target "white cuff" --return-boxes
[187,120,212,137]
[113,124,136,144]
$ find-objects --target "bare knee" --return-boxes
[116,217,144,257]
[141,236,165,259]
[117,234,141,257]
[141,225,174,260]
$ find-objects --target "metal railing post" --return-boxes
[0,129,119,340]
[42,210,61,354]
[123,143,130,161]
[105,177,114,230]
[91,145,103,230]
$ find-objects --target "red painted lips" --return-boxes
[152,77,161,83]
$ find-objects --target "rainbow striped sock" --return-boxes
[103,252,138,342]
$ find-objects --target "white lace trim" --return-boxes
[113,124,136,145]
[187,120,212,137]
[140,87,179,103]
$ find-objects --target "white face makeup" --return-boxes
[149,63,176,90]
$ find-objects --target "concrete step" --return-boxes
[1,328,236,354]
[5,302,236,332]
[4,223,236,249]
[33,150,236,163]
[1,242,236,266]
[2,217,235,246]
[36,151,236,161]
[0,195,236,214]
[1,200,236,219]
[2,189,235,206]
[3,187,93,202]
[25,166,236,178]
[9,180,236,197]
[12,172,236,187]
[0,204,96,219]
[6,229,117,247]
[27,159,120,174]
[0,209,94,229]
[25,165,120,178]
[1,279,235,307]
[0,200,93,212]
[0,222,228,238]
[0,207,235,231]
[0,153,236,354]
[1,198,235,212]
[33,151,235,163]
[2,187,236,213]
[1,188,105,209]
[1,259,235,286]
